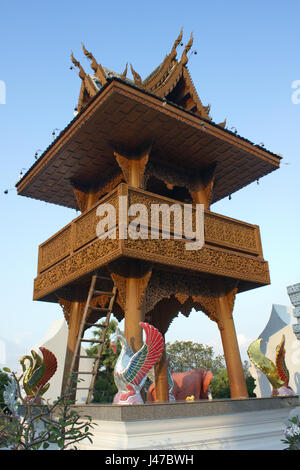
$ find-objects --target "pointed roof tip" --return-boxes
[170,27,184,59]
[82,42,93,62]
[180,31,194,66]
[218,118,227,128]
[82,42,88,54]
[187,31,194,48]
[71,51,79,67]
[121,62,128,80]
[70,51,86,81]
[178,27,183,42]
[130,63,143,84]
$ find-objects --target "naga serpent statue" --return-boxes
[247,335,295,396]
[20,347,58,401]
[110,322,164,404]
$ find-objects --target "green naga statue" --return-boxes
[20,347,57,401]
[248,335,295,397]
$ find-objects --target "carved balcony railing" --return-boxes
[34,184,270,300]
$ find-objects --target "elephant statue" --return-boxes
[147,368,213,402]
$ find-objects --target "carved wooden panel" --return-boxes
[122,238,269,285]
[204,212,259,255]
[34,238,121,300]
[73,194,119,251]
[128,187,261,256]
[38,226,71,273]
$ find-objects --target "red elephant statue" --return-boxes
[147,368,213,402]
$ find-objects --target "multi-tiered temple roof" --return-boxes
[16,30,281,210]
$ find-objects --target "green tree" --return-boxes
[166,340,225,374]
[86,319,121,403]
[0,369,11,411]
[210,368,230,398]
[210,360,256,399]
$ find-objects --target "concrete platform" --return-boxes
[73,396,299,450]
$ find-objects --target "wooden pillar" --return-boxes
[114,144,151,189]
[124,275,145,352]
[215,282,248,399]
[111,262,152,353]
[149,301,170,402]
[61,300,85,397]
[154,343,169,402]
[189,165,216,210]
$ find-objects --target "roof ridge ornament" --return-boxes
[130,64,143,87]
[170,27,183,60]
[81,43,107,86]
[82,43,98,72]
[121,62,128,80]
[180,32,194,66]
[71,52,86,81]
[218,118,227,128]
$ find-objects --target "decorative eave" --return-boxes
[16,78,281,210]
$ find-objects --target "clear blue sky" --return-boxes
[1,0,300,369]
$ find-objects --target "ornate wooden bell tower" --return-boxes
[17,30,281,401]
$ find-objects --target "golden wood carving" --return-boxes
[58,299,72,324]
[143,269,219,323]
[130,64,144,87]
[35,185,269,300]
[71,52,98,111]
[121,63,128,80]
[34,238,121,299]
[114,146,151,188]
[82,43,107,86]
[39,226,71,273]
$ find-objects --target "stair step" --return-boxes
[74,371,95,375]
[95,275,111,281]
[85,322,108,328]
[81,339,104,343]
[78,355,95,359]
[88,306,110,312]
[93,290,114,296]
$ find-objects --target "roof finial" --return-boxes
[71,52,86,80]
[82,43,98,73]
[218,118,227,128]
[130,64,143,86]
[170,27,183,60]
[81,43,107,85]
[180,32,194,66]
[121,63,128,80]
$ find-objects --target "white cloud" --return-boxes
[237,333,251,347]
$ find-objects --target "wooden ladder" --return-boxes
[67,272,118,404]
